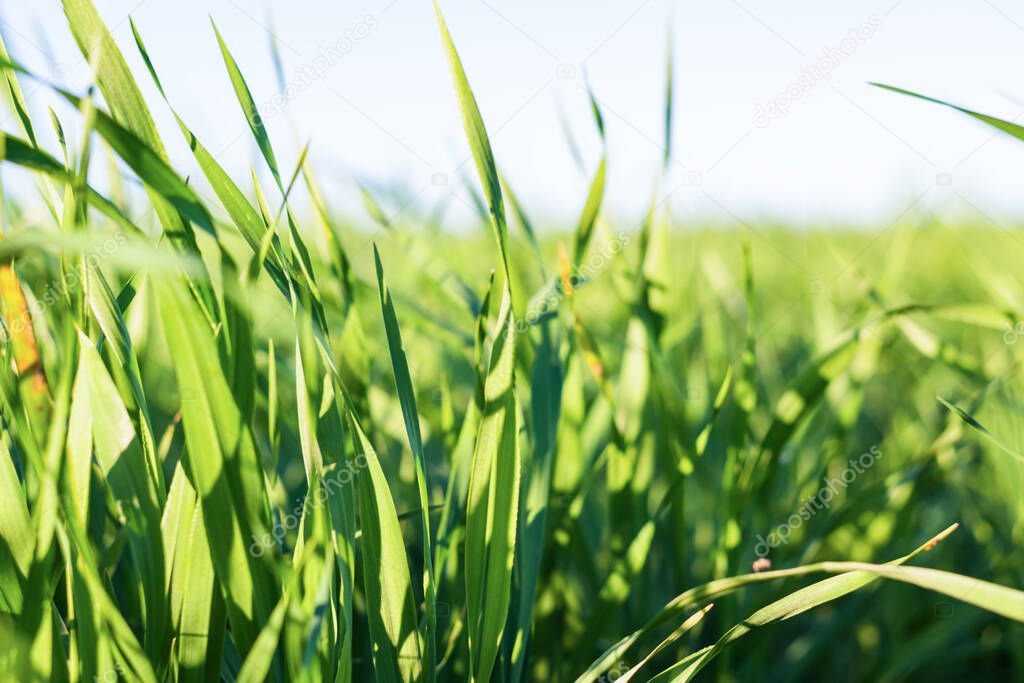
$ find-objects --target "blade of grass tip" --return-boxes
[0,129,146,237]
[129,19,291,293]
[302,158,355,304]
[210,20,326,318]
[211,19,282,189]
[662,23,674,171]
[362,182,481,319]
[435,5,522,681]
[871,83,1024,143]
[276,147,323,302]
[581,67,605,143]
[359,183,393,230]
[236,590,290,683]
[500,175,545,277]
[570,155,607,265]
[555,93,587,175]
[669,527,1018,683]
[51,87,218,236]
[373,245,437,678]
[0,32,62,216]
[695,365,734,457]
[60,0,216,316]
[667,560,922,680]
[434,2,512,285]
[61,0,164,151]
[49,107,69,167]
[268,14,288,93]
[937,396,1024,464]
[45,81,220,323]
[641,202,671,333]
[818,561,1024,623]
[0,34,37,148]
[617,604,713,683]
[251,167,333,373]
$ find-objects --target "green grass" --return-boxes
[0,1,1023,680]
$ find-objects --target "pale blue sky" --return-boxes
[3,0,1024,227]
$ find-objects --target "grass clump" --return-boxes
[0,1,1023,681]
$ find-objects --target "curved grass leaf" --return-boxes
[872,83,1024,142]
[576,524,958,683]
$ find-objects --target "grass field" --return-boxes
[1,1,1024,681]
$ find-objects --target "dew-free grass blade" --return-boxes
[374,246,437,679]
[60,0,218,322]
[348,412,423,683]
[161,466,225,682]
[434,272,495,577]
[570,156,607,265]
[0,433,30,614]
[872,83,1024,143]
[619,603,713,683]
[435,6,522,681]
[212,20,282,190]
[662,550,1024,682]
[0,131,143,236]
[434,2,512,283]
[504,318,563,683]
[937,396,1024,464]
[152,274,280,657]
[130,18,291,293]
[576,524,958,683]
[72,332,168,662]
